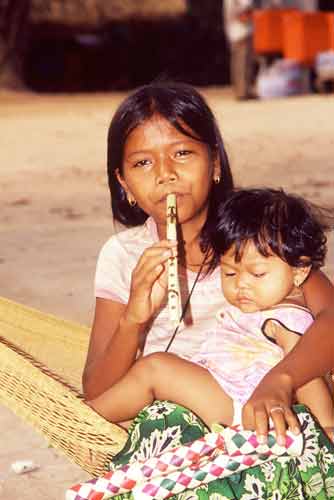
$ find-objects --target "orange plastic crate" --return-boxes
[283,12,332,65]
[327,13,334,50]
[253,9,297,55]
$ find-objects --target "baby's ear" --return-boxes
[292,262,311,288]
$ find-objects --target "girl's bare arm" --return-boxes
[82,240,177,400]
[275,316,334,431]
[293,269,334,384]
[243,270,334,437]
[82,298,144,400]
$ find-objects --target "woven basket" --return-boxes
[0,296,127,477]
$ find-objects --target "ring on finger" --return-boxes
[269,406,285,415]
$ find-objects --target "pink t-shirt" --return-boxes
[192,303,314,404]
[95,217,227,358]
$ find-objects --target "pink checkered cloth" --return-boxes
[66,426,304,500]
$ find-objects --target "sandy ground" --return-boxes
[1,88,334,499]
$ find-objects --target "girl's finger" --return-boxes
[143,262,167,286]
[267,406,289,445]
[251,406,271,443]
[266,405,300,445]
[133,250,171,281]
[133,246,176,284]
[137,240,178,263]
[280,407,301,435]
[243,401,300,445]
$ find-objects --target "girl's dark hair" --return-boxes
[107,81,234,248]
[212,188,331,269]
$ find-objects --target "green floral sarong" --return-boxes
[109,402,334,500]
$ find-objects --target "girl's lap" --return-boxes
[111,400,207,468]
[109,401,334,500]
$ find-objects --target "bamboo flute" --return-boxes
[166,193,181,326]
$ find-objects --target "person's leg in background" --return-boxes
[230,34,254,99]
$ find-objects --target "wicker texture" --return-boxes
[0,296,127,476]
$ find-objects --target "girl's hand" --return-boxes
[124,240,178,325]
[242,371,301,445]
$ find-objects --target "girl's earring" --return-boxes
[128,197,137,207]
[213,176,221,184]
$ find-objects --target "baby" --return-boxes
[88,188,334,437]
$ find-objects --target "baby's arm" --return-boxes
[266,318,334,435]
[88,352,234,428]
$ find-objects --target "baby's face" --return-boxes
[220,241,295,312]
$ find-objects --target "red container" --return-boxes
[253,9,297,55]
[327,13,334,50]
[283,12,332,65]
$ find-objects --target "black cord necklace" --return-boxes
[164,247,210,352]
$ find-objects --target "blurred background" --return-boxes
[1,1,229,92]
[1,0,333,95]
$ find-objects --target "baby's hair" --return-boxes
[212,188,332,269]
[107,80,233,229]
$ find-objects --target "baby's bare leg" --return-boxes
[296,378,334,433]
[88,352,234,427]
